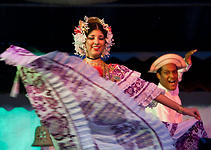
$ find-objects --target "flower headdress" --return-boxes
[72,16,114,58]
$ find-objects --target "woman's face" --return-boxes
[85,29,106,59]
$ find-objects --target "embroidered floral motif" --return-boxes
[163,121,208,150]
[19,66,77,149]
[124,78,146,97]
[2,46,178,150]
[111,121,154,149]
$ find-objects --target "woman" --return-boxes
[0,16,207,150]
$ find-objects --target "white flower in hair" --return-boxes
[72,16,114,58]
[73,33,86,56]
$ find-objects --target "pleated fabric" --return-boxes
[1,45,175,150]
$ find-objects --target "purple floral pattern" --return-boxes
[162,122,178,136]
[19,67,77,149]
[1,46,177,150]
[20,57,167,150]
[175,121,208,150]
[105,64,164,107]
[111,121,155,149]
[163,120,208,150]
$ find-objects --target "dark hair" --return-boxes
[157,67,162,74]
[157,65,178,74]
[86,18,107,38]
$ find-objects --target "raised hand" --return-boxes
[185,49,197,65]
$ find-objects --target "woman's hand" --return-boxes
[182,107,201,120]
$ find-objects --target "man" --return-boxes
[146,50,197,123]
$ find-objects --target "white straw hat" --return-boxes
[149,53,187,73]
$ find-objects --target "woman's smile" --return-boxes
[85,29,106,59]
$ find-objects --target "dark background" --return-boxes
[1,2,210,138]
[1,0,211,52]
[1,0,211,93]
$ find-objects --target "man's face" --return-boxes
[157,63,178,91]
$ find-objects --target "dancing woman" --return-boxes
[0,16,207,150]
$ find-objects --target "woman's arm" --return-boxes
[155,94,201,120]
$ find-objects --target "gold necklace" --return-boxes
[83,58,111,79]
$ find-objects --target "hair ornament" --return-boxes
[72,16,114,58]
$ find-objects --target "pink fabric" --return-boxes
[146,83,183,123]
[105,64,165,107]
[163,119,208,150]
[0,45,175,150]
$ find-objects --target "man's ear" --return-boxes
[156,72,161,80]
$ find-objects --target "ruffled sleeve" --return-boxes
[112,64,165,108]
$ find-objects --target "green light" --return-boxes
[0,107,41,150]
